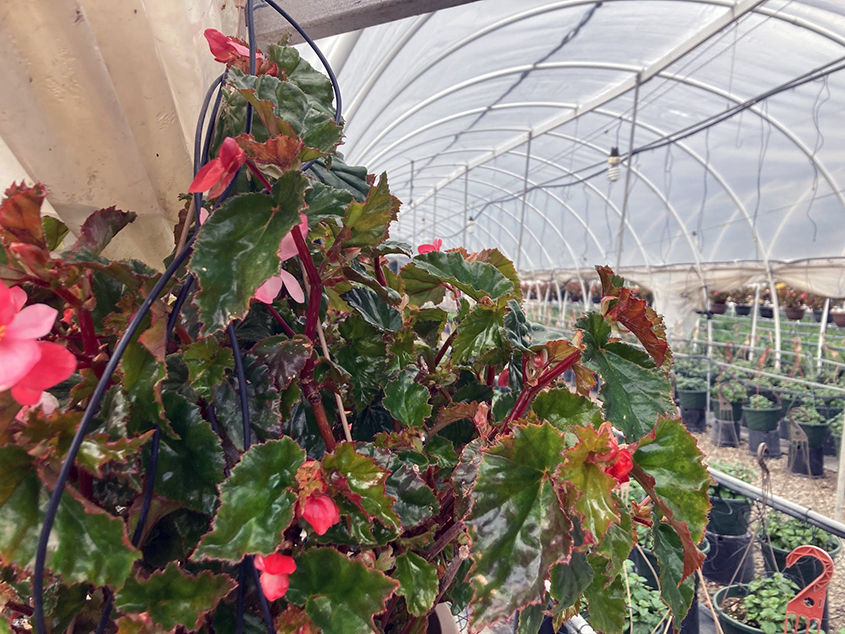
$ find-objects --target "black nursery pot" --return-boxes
[735,304,752,316]
[759,306,774,319]
[708,490,752,535]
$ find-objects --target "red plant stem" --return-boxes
[288,219,336,450]
[432,331,456,369]
[291,228,321,342]
[246,160,273,193]
[267,305,296,337]
[77,309,100,359]
[5,601,33,617]
[373,255,387,287]
[502,352,581,430]
[301,378,337,452]
[485,365,496,386]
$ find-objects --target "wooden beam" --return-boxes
[255,0,484,46]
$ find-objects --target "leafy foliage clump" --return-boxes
[0,34,711,634]
[720,574,799,634]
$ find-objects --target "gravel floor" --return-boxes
[693,426,844,632]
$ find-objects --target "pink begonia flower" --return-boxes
[0,284,74,405]
[301,494,340,536]
[188,137,246,198]
[203,29,278,77]
[254,553,296,601]
[418,238,442,254]
[254,214,308,304]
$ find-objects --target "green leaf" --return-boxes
[583,561,626,634]
[559,425,623,544]
[333,316,387,410]
[652,520,695,624]
[150,393,226,515]
[42,216,69,251]
[356,445,438,529]
[532,389,603,430]
[141,509,210,568]
[466,423,571,629]
[402,251,516,303]
[195,438,305,561]
[308,156,370,202]
[341,175,400,248]
[71,207,136,256]
[213,354,282,450]
[114,563,235,632]
[183,338,234,401]
[411,308,448,349]
[0,446,140,589]
[253,334,313,389]
[632,416,710,579]
[452,304,508,365]
[190,174,307,334]
[393,552,439,617]
[577,312,673,441]
[517,604,546,634]
[383,368,431,428]
[304,181,353,222]
[400,263,447,307]
[342,287,402,332]
[322,443,400,530]
[633,416,710,545]
[549,551,593,611]
[121,340,168,436]
[286,548,399,634]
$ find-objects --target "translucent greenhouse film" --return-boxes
[291,0,845,326]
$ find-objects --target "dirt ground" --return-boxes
[693,428,844,632]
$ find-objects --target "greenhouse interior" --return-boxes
[4,0,845,633]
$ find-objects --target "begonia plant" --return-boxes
[0,29,709,634]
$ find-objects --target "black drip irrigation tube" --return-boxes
[32,2,344,633]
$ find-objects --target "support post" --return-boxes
[410,159,416,240]
[582,280,589,313]
[543,282,551,324]
[461,168,469,247]
[515,132,533,272]
[615,72,641,270]
[432,190,437,242]
[817,298,830,372]
[838,431,845,521]
[749,284,761,362]
[559,284,566,327]
[766,268,781,370]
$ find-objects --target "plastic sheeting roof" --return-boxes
[300,0,845,289]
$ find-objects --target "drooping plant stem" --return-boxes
[432,331,456,369]
[77,309,99,358]
[373,255,387,287]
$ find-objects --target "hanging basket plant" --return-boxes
[0,26,711,634]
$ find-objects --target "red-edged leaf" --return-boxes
[631,416,710,580]
[71,207,137,256]
[597,266,671,367]
[0,182,47,249]
[236,134,304,169]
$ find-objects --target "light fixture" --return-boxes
[607,146,621,182]
[467,217,475,234]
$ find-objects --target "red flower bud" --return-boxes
[605,448,633,484]
[302,494,340,535]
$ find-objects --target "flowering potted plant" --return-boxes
[710,291,729,315]
[564,280,582,302]
[0,31,710,634]
[759,288,774,319]
[730,287,754,316]
[777,286,805,321]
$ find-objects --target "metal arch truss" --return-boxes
[390,151,655,272]
[368,63,845,271]
[402,171,588,278]
[344,0,845,159]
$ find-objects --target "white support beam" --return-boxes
[255,0,483,45]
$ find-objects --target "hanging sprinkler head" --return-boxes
[467,217,475,235]
[607,146,621,182]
